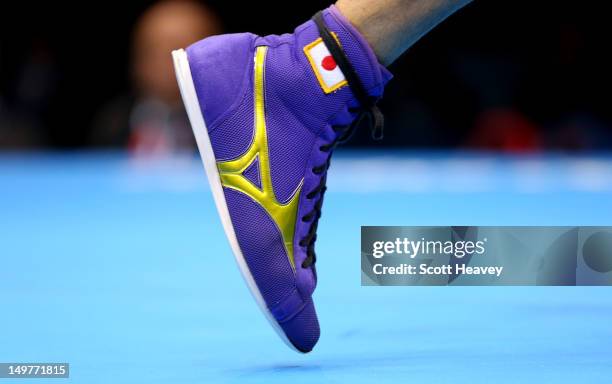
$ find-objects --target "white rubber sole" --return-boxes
[172,49,300,353]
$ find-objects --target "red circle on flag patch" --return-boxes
[321,55,337,71]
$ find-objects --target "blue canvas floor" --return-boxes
[1,151,611,383]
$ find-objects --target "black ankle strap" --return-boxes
[312,11,384,140]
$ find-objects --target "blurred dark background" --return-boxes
[1,0,611,153]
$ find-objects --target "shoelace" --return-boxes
[300,12,384,268]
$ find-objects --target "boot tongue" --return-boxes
[320,5,393,99]
[291,5,393,138]
[294,5,392,102]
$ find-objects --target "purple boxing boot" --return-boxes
[172,5,391,352]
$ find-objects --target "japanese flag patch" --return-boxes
[303,37,348,94]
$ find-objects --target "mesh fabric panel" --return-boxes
[224,188,296,307]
